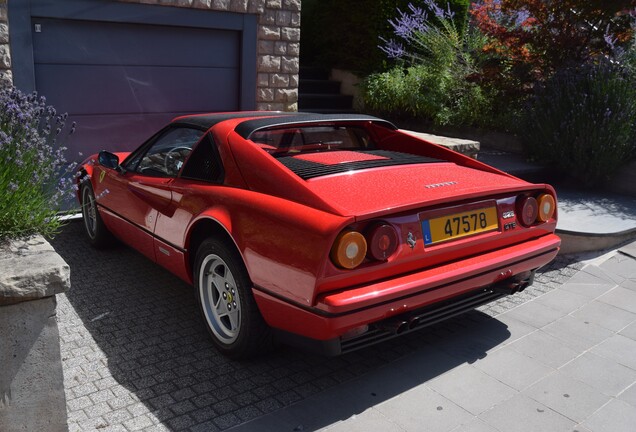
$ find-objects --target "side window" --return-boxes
[180,133,225,183]
[133,127,205,177]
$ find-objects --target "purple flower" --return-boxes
[421,0,445,19]
[514,9,531,28]
[379,37,406,59]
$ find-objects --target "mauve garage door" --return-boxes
[32,17,240,159]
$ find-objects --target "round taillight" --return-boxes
[517,196,539,226]
[366,224,398,261]
[330,231,367,269]
[537,193,556,222]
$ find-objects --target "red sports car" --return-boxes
[77,112,560,358]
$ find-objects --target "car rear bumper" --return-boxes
[253,233,560,355]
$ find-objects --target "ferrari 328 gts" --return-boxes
[77,112,560,358]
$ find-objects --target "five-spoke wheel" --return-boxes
[194,238,271,358]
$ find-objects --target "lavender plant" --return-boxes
[522,62,636,187]
[361,0,495,127]
[0,86,78,240]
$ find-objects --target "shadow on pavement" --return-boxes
[51,221,528,431]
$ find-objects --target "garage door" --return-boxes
[31,17,241,157]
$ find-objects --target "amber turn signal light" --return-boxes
[330,231,367,269]
[537,193,556,222]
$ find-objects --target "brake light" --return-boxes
[517,196,538,227]
[366,223,398,261]
[330,231,367,269]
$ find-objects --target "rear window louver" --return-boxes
[276,150,444,180]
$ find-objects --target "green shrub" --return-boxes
[0,86,77,240]
[522,62,636,187]
[361,1,495,127]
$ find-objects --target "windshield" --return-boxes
[249,125,376,156]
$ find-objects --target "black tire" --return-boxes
[194,237,272,358]
[80,183,114,248]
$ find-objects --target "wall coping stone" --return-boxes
[0,235,70,306]
[401,130,480,159]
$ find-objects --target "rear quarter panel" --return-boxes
[163,181,351,306]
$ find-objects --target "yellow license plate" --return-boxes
[422,207,499,245]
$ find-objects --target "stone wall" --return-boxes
[0,236,71,432]
[2,0,300,109]
[0,0,11,86]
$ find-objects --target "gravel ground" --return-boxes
[51,221,582,432]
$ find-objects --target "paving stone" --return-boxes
[598,287,636,314]
[592,334,636,370]
[191,421,222,432]
[123,414,155,431]
[582,399,636,432]
[375,385,472,432]
[102,407,133,424]
[621,278,636,292]
[67,395,93,412]
[170,399,196,416]
[319,408,402,432]
[559,282,616,299]
[428,365,517,415]
[523,371,611,422]
[600,254,636,279]
[620,321,636,341]
[213,413,242,430]
[566,267,616,287]
[571,300,636,332]
[531,288,591,314]
[618,383,636,408]
[479,394,575,432]
[559,352,636,397]
[85,401,114,419]
[142,424,172,432]
[473,347,555,391]
[89,388,116,404]
[450,417,502,432]
[542,316,614,352]
[507,330,580,369]
[485,315,539,352]
[501,300,564,329]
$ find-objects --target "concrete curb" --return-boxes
[557,228,636,255]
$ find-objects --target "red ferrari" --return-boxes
[77,112,560,358]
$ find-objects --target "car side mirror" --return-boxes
[98,151,123,172]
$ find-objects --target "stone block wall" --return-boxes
[1,0,300,110]
[0,0,11,86]
[0,236,71,432]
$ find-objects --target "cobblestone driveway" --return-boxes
[51,221,581,432]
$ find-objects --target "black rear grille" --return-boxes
[340,287,506,354]
[277,150,443,180]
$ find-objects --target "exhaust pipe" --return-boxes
[408,316,420,330]
[380,320,409,335]
[493,274,534,295]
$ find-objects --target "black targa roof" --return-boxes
[172,112,397,136]
[171,111,301,130]
[234,114,397,139]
